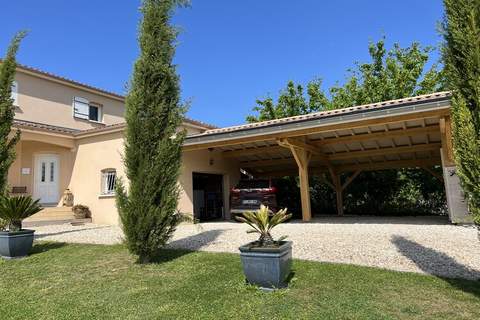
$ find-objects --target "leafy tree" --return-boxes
[246,80,328,122]
[248,39,444,123]
[0,32,25,195]
[247,39,446,216]
[443,0,480,223]
[116,0,188,263]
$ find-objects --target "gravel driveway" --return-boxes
[33,216,480,280]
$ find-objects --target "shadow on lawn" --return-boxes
[30,242,67,255]
[150,229,224,264]
[392,235,480,297]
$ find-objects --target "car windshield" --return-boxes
[236,180,270,189]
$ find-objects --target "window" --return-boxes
[101,169,116,195]
[11,81,18,106]
[73,97,102,122]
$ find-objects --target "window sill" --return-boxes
[98,194,115,199]
[73,116,105,125]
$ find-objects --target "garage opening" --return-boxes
[193,173,224,221]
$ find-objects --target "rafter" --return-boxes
[314,125,439,146]
[239,143,441,168]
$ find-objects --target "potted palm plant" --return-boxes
[0,195,42,259]
[236,205,292,289]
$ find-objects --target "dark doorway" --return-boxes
[193,173,224,221]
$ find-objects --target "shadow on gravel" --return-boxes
[30,242,67,255]
[150,229,224,264]
[392,235,480,297]
[34,226,111,239]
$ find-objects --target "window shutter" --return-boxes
[73,97,89,119]
[11,81,18,106]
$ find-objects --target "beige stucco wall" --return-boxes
[69,131,125,225]
[179,149,241,220]
[7,139,74,206]
[14,71,125,130]
[8,105,218,226]
[70,131,240,225]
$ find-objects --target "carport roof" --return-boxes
[183,91,453,175]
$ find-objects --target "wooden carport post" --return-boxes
[277,138,312,221]
[328,168,361,216]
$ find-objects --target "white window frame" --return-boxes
[11,81,18,106]
[73,96,103,122]
[101,169,116,195]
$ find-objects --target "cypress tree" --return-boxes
[443,0,480,223]
[0,32,26,195]
[116,0,188,263]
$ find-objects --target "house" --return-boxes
[9,64,240,225]
[7,64,471,225]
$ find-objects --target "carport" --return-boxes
[183,92,470,223]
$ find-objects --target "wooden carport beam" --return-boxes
[277,138,313,222]
[327,168,362,216]
[328,167,344,216]
[342,170,362,191]
[439,117,455,166]
[422,166,443,181]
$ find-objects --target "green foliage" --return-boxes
[450,96,480,223]
[0,32,26,195]
[236,205,291,246]
[443,0,480,224]
[247,38,444,123]
[246,80,329,122]
[0,195,42,231]
[115,0,187,263]
[0,218,6,231]
[247,39,446,216]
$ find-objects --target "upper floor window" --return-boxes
[11,81,18,106]
[101,169,116,195]
[73,96,102,122]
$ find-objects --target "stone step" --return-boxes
[24,218,92,228]
[25,207,75,222]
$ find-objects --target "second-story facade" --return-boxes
[13,64,126,131]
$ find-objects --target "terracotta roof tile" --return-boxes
[8,62,217,129]
[13,120,79,135]
[199,91,452,136]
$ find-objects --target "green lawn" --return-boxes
[0,242,479,320]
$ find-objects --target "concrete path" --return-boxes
[33,216,480,280]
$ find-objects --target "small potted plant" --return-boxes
[236,205,292,289]
[0,195,42,259]
[72,204,90,219]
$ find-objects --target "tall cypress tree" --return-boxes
[0,32,26,195]
[116,0,187,263]
[443,0,480,224]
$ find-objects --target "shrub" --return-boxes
[0,195,42,231]
[0,32,25,195]
[72,204,91,219]
[116,0,188,263]
[236,205,292,247]
[443,0,480,224]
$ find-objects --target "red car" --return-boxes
[230,179,278,217]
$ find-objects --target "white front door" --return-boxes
[34,154,59,204]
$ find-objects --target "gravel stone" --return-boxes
[32,216,480,280]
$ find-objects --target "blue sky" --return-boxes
[0,0,444,127]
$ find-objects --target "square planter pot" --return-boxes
[239,241,292,289]
[0,229,35,259]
